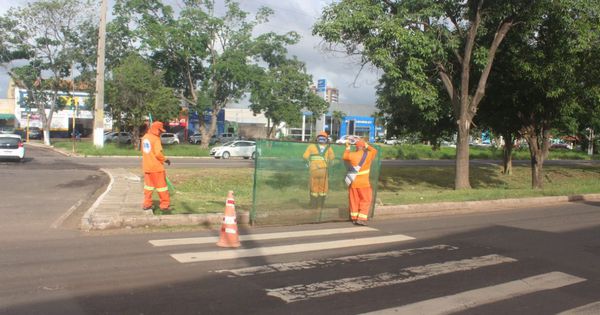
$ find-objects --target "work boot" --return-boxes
[355,220,368,226]
[309,195,318,209]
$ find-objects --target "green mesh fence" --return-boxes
[251,140,381,225]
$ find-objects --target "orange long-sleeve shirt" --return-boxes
[303,144,335,172]
[141,124,166,173]
[343,145,377,188]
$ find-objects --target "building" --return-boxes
[292,102,379,143]
[310,79,339,103]
[0,79,112,137]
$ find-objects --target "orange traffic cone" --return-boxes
[216,190,241,248]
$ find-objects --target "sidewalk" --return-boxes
[81,168,600,230]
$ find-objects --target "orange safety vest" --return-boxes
[342,145,377,188]
[141,125,166,173]
[303,144,335,171]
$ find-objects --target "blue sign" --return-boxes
[317,79,326,92]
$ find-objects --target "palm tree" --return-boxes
[332,110,346,140]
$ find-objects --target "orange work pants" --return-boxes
[143,171,170,210]
[349,187,372,222]
[309,168,328,197]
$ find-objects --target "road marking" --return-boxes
[150,226,377,247]
[215,245,458,277]
[361,271,586,315]
[51,199,83,229]
[266,254,517,303]
[557,301,600,315]
[171,234,415,263]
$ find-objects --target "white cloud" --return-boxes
[0,0,379,105]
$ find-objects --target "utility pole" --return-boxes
[93,0,107,148]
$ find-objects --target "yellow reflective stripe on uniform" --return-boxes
[350,212,359,217]
[357,170,370,175]
[310,192,319,197]
[310,156,326,161]
[156,186,169,192]
[144,185,155,191]
[358,213,369,219]
[318,192,327,196]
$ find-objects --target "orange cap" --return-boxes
[355,139,366,149]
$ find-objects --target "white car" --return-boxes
[160,133,180,145]
[335,135,359,144]
[384,138,400,145]
[0,134,25,161]
[210,140,256,159]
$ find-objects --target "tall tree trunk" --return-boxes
[523,127,549,189]
[528,144,545,189]
[455,117,471,189]
[501,132,513,175]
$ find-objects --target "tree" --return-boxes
[249,40,328,139]
[331,110,347,140]
[314,0,535,189]
[106,54,180,148]
[479,0,600,188]
[113,0,294,148]
[377,73,456,148]
[1,0,95,145]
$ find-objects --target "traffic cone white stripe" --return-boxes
[223,216,236,225]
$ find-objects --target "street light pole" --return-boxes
[93,0,107,148]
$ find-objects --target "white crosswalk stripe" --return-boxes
[266,254,517,303]
[360,272,586,315]
[171,234,415,263]
[215,244,458,277]
[150,227,593,313]
[557,301,600,315]
[149,226,377,247]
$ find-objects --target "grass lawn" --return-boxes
[52,138,593,160]
[157,164,600,215]
[49,138,599,216]
[52,139,211,156]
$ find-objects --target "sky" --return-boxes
[0,0,380,105]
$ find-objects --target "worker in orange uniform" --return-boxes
[303,131,335,209]
[343,137,377,225]
[141,121,171,212]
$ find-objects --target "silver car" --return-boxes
[160,133,180,145]
[210,140,256,159]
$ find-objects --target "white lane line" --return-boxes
[361,271,586,315]
[215,245,458,277]
[557,301,600,315]
[150,226,377,247]
[266,254,517,303]
[51,199,83,229]
[171,234,415,263]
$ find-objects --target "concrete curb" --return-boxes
[374,194,600,219]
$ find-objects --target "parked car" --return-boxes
[27,127,42,140]
[216,133,239,144]
[189,133,217,145]
[160,133,180,145]
[111,132,132,144]
[551,142,573,150]
[103,131,116,142]
[0,134,25,161]
[210,140,256,159]
[384,137,400,145]
[336,135,359,144]
[0,127,15,134]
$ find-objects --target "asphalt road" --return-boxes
[1,146,600,314]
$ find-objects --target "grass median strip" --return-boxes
[143,164,600,215]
